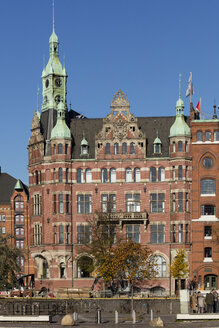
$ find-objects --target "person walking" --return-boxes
[191,292,197,313]
[206,290,214,313]
[212,289,218,313]
[197,291,205,314]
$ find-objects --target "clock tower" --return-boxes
[41,1,67,112]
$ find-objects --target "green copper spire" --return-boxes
[41,0,67,112]
[14,179,23,191]
[169,74,190,137]
[51,101,71,139]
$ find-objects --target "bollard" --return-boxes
[97,308,101,324]
[115,310,118,324]
[73,312,78,322]
[132,310,136,324]
[151,309,153,321]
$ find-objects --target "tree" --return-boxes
[170,248,189,294]
[76,210,124,274]
[98,239,156,289]
[0,234,23,290]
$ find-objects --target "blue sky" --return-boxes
[1,0,219,184]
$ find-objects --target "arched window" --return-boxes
[178,166,183,180]
[172,142,176,152]
[201,179,215,195]
[122,142,127,154]
[58,194,63,214]
[35,171,39,185]
[109,168,116,183]
[14,195,24,212]
[101,168,108,183]
[150,167,156,182]
[77,256,94,278]
[126,168,132,182]
[59,224,64,244]
[58,143,63,154]
[158,167,165,181]
[53,144,56,155]
[85,169,92,183]
[205,131,211,141]
[130,142,135,154]
[114,143,119,154]
[197,131,203,142]
[43,259,49,279]
[66,168,69,183]
[77,168,83,183]
[134,168,141,182]
[153,255,166,277]
[60,262,65,278]
[178,141,183,152]
[106,143,110,154]
[58,168,63,182]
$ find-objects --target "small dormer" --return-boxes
[80,133,89,156]
[153,132,162,154]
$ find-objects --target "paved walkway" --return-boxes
[1,313,219,328]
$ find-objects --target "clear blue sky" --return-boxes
[1,0,219,184]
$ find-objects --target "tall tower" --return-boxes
[41,1,67,113]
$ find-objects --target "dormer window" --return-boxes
[153,134,162,154]
[80,135,89,155]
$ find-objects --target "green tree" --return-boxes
[170,248,189,293]
[0,234,23,290]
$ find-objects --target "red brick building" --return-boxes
[28,19,193,295]
[0,168,34,276]
[191,107,219,291]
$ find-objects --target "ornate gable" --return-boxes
[28,110,45,163]
[95,90,146,159]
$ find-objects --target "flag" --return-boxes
[186,72,194,97]
[195,99,201,113]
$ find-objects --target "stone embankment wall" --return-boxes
[0,298,179,316]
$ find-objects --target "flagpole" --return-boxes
[190,72,192,104]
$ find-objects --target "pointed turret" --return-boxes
[169,74,190,137]
[51,101,71,140]
[41,0,67,112]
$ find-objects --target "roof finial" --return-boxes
[53,0,55,32]
[213,98,217,119]
[179,73,181,99]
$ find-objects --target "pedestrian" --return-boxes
[197,291,205,314]
[212,289,218,313]
[206,290,214,313]
[190,292,197,313]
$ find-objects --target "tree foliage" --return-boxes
[77,210,124,270]
[170,248,189,279]
[98,239,156,285]
[0,234,23,290]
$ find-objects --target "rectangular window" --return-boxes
[172,166,175,180]
[172,224,176,243]
[58,194,63,214]
[178,192,183,212]
[185,193,189,212]
[53,194,56,214]
[54,225,57,244]
[77,194,92,214]
[150,224,165,243]
[204,247,212,258]
[2,227,5,234]
[102,225,116,243]
[204,226,212,237]
[126,194,140,212]
[59,225,64,244]
[205,131,211,141]
[172,193,176,212]
[66,194,70,214]
[178,166,183,180]
[185,224,189,244]
[214,131,219,141]
[77,225,91,244]
[178,224,183,243]
[201,205,215,215]
[126,224,140,243]
[101,194,116,213]
[66,225,70,244]
[201,179,215,195]
[150,193,165,213]
[2,215,5,222]
[65,144,68,154]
